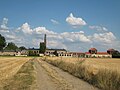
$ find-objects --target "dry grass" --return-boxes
[0,57,32,89]
[46,57,120,72]
[3,58,36,90]
[44,57,120,90]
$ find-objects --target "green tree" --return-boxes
[53,50,58,56]
[112,50,120,58]
[19,46,26,51]
[40,42,46,53]
[5,42,18,51]
[0,34,6,51]
[28,50,39,56]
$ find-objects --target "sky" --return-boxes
[0,0,120,52]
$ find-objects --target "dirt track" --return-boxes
[34,58,99,90]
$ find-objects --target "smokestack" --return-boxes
[44,34,46,48]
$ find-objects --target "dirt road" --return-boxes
[34,58,99,90]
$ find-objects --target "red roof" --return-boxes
[85,52,109,55]
[89,48,97,51]
[85,52,91,54]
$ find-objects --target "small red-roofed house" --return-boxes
[85,52,91,58]
[92,52,112,58]
[89,48,97,54]
[107,48,116,54]
[85,48,112,58]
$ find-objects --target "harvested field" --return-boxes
[0,57,32,89]
[46,57,120,72]
[1,57,120,90]
[3,58,36,90]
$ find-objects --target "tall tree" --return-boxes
[5,42,18,51]
[19,46,26,51]
[40,42,46,53]
[0,34,6,51]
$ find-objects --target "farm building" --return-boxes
[58,52,72,57]
[45,49,67,56]
[0,50,16,56]
[70,52,85,57]
[89,48,97,54]
[85,48,112,58]
[107,48,116,54]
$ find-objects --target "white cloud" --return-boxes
[3,33,24,45]
[61,31,91,43]
[18,23,56,35]
[47,40,67,49]
[89,25,108,32]
[1,18,8,29]
[32,38,43,47]
[89,32,116,44]
[51,19,59,24]
[66,13,87,28]
[20,23,33,34]
[0,18,9,32]
[5,34,16,40]
[33,27,56,35]
[1,17,120,52]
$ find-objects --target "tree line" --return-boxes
[0,34,26,51]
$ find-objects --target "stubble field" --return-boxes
[0,57,31,89]
[46,57,120,72]
[0,56,120,90]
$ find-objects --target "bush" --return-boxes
[28,51,39,56]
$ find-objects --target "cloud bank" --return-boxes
[0,16,119,52]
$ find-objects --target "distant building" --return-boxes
[107,49,116,54]
[58,52,72,57]
[0,50,16,56]
[85,48,112,58]
[15,50,27,56]
[89,48,97,54]
[45,49,67,56]
[27,48,40,55]
[69,52,85,57]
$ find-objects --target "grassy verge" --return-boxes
[44,58,120,90]
[3,59,37,90]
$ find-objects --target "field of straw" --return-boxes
[0,57,31,89]
[45,57,120,90]
[46,57,120,72]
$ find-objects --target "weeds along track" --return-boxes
[0,57,31,87]
[44,57,120,90]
